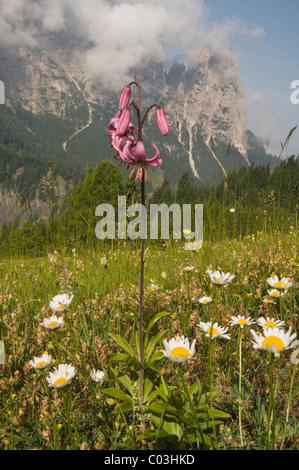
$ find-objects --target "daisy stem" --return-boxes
[280,361,298,449]
[267,352,276,450]
[42,372,59,450]
[62,386,76,450]
[207,334,218,449]
[238,327,244,447]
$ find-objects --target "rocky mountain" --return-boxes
[0,39,277,223]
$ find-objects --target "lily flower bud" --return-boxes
[155,106,169,136]
[119,86,131,111]
[117,107,131,136]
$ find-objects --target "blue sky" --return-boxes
[204,0,299,156]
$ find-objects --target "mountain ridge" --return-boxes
[0,39,279,223]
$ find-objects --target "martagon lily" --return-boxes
[106,79,169,406]
[107,79,169,182]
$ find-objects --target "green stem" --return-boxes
[267,353,275,450]
[238,327,244,447]
[42,372,59,450]
[62,387,76,450]
[138,171,145,407]
[280,362,298,449]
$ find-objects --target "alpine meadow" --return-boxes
[0,0,298,453]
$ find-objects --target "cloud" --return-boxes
[0,0,266,88]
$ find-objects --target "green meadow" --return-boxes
[0,156,298,451]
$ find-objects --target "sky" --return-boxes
[204,0,299,156]
[0,0,298,156]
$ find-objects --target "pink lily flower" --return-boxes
[116,107,132,136]
[155,106,169,136]
[108,110,135,135]
[119,85,131,111]
[120,140,162,181]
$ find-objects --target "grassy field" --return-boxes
[0,217,298,450]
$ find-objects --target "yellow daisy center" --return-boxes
[54,377,67,387]
[265,299,274,303]
[262,336,285,353]
[48,321,58,327]
[36,361,46,368]
[58,303,65,310]
[274,281,286,288]
[170,346,190,359]
[237,319,248,325]
[271,292,279,297]
[264,320,277,328]
[202,299,209,304]
[207,327,219,337]
[215,278,220,284]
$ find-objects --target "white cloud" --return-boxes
[0,0,266,88]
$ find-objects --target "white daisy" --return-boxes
[229,208,235,213]
[267,289,285,298]
[47,364,76,388]
[50,294,73,312]
[29,352,52,369]
[267,275,293,290]
[184,266,194,272]
[162,336,196,363]
[197,321,230,340]
[89,369,105,383]
[250,327,298,357]
[256,317,285,329]
[147,283,159,291]
[262,298,277,305]
[199,296,213,305]
[230,315,255,329]
[40,315,64,330]
[207,269,235,286]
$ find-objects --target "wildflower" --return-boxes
[184,266,194,272]
[155,106,169,136]
[147,283,159,291]
[162,336,196,363]
[197,321,230,340]
[267,275,293,290]
[47,364,76,389]
[207,269,235,286]
[49,294,73,312]
[116,107,132,135]
[199,296,213,304]
[29,352,52,369]
[40,315,64,330]
[121,140,162,182]
[256,317,285,329]
[89,369,105,383]
[229,208,235,213]
[290,349,299,365]
[267,289,285,298]
[262,298,277,305]
[118,85,131,111]
[230,315,255,328]
[250,327,298,357]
